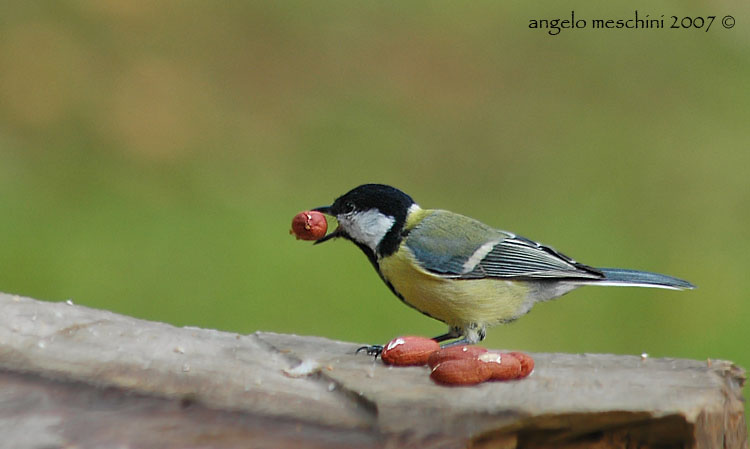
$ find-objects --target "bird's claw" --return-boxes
[356,344,384,358]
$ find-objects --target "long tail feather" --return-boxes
[589,268,695,290]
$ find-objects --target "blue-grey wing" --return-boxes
[404,210,507,275]
[460,235,603,280]
[404,210,602,280]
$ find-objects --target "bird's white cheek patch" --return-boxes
[338,210,395,253]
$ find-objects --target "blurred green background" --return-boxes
[1,0,748,423]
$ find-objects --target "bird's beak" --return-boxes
[312,205,340,244]
[313,205,332,214]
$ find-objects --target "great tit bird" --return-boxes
[313,184,694,346]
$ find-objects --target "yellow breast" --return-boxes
[378,245,531,328]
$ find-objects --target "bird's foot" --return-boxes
[356,344,383,358]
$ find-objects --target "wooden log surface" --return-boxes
[0,292,745,449]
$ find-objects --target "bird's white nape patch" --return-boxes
[337,209,395,253]
[407,203,422,216]
[461,239,502,273]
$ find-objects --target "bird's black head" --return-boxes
[325,184,415,219]
[313,184,416,261]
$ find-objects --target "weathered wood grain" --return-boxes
[0,292,745,448]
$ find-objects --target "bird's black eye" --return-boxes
[342,201,355,214]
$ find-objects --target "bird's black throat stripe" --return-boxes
[348,238,379,271]
[375,221,407,259]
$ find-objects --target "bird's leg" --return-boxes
[355,325,485,357]
[431,326,462,343]
[356,326,463,358]
[438,323,485,348]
